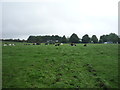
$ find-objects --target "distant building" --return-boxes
[104,42,113,44]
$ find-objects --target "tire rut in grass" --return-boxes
[52,73,63,85]
[83,63,108,89]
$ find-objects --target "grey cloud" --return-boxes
[2,1,118,39]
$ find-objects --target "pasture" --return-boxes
[2,42,119,88]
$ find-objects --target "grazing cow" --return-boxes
[70,43,76,46]
[12,44,15,46]
[4,43,15,46]
[45,43,49,45]
[55,43,60,46]
[24,43,31,45]
[8,44,12,46]
[60,43,63,45]
[84,44,87,47]
[33,43,36,45]
[36,43,40,45]
[3,44,7,46]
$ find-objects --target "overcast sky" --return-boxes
[1,0,119,40]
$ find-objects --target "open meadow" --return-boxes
[2,42,119,88]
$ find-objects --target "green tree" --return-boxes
[61,35,67,43]
[27,36,36,43]
[99,39,103,43]
[107,33,119,43]
[69,33,79,43]
[54,35,61,42]
[99,35,108,43]
[100,33,119,43]
[91,35,98,43]
[82,34,90,43]
[36,36,42,43]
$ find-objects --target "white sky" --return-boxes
[1,0,119,40]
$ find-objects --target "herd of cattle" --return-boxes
[3,43,87,47]
[3,43,16,46]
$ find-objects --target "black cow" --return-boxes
[84,44,87,46]
[55,43,60,46]
[70,43,76,46]
[36,43,40,45]
[33,43,36,45]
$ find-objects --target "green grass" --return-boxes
[2,42,119,88]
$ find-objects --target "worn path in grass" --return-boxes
[2,43,118,88]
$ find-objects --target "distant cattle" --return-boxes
[26,43,40,45]
[12,44,15,46]
[9,44,12,46]
[33,43,36,45]
[24,43,31,45]
[3,43,15,46]
[84,44,87,47]
[3,44,8,46]
[60,43,63,45]
[36,43,40,45]
[70,43,76,46]
[55,43,60,46]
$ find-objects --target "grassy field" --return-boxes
[2,42,119,88]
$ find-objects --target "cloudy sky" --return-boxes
[1,0,119,40]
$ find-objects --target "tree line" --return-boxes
[27,33,120,44]
[1,39,26,42]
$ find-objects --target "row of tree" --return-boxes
[2,39,26,42]
[27,33,120,43]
